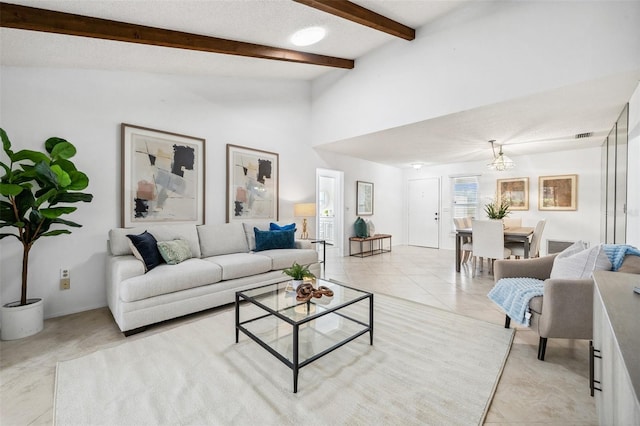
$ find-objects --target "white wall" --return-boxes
[627,81,640,246]
[311,1,640,146]
[0,66,403,319]
[405,147,603,254]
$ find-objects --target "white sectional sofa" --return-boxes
[106,221,320,335]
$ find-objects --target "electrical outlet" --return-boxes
[60,268,70,290]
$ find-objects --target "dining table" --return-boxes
[455,226,535,272]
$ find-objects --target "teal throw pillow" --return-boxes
[269,222,296,231]
[254,228,295,251]
[157,239,193,265]
[354,217,369,238]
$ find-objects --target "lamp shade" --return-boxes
[294,203,316,217]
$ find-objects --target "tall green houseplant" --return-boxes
[0,129,93,306]
[484,196,511,219]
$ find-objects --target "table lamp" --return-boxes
[294,203,316,239]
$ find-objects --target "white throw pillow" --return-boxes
[550,244,612,279]
[366,219,376,237]
[555,240,588,259]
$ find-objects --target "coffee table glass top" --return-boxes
[239,279,371,324]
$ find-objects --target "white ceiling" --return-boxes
[1,0,637,168]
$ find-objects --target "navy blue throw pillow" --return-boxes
[269,222,296,231]
[254,228,296,252]
[127,231,163,272]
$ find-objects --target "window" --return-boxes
[452,176,479,220]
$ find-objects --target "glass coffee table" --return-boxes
[235,279,373,393]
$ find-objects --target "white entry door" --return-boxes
[408,178,440,248]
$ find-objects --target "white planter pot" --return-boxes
[1,298,44,340]
[291,280,304,290]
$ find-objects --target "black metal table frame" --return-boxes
[235,281,373,393]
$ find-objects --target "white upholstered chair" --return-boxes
[471,219,512,275]
[507,219,546,259]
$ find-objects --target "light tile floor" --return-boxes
[0,246,597,425]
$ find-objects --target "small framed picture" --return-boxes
[539,174,578,211]
[226,144,279,222]
[121,124,205,227]
[497,177,529,211]
[356,181,374,216]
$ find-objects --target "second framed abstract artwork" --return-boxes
[226,144,279,222]
[121,124,205,228]
[496,177,529,210]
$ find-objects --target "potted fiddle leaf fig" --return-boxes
[0,128,93,340]
[283,262,315,290]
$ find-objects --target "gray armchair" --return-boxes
[493,254,593,361]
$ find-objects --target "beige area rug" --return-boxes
[54,294,514,425]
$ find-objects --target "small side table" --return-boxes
[310,239,332,272]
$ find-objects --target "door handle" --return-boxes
[589,341,602,396]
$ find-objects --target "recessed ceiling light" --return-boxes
[290,27,326,47]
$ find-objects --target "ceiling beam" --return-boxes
[293,0,415,41]
[0,2,354,69]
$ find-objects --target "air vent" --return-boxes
[575,132,593,139]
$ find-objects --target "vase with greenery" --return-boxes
[484,196,511,219]
[282,262,315,290]
[0,128,93,339]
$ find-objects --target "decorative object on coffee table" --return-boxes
[295,283,334,302]
[283,262,315,290]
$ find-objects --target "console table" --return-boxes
[349,234,392,257]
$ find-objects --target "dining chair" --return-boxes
[453,218,473,263]
[471,219,512,276]
[507,219,546,259]
[503,217,522,228]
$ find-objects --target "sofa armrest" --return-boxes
[494,254,557,283]
[295,240,313,250]
[538,278,594,339]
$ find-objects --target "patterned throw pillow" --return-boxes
[157,239,193,265]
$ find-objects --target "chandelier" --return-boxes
[487,140,515,171]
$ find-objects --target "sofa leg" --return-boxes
[504,315,511,329]
[537,337,548,361]
[124,326,147,337]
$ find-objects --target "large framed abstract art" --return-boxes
[121,124,205,227]
[226,144,279,222]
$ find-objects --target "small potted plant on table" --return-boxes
[282,262,315,290]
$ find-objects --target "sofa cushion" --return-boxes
[242,221,271,251]
[157,239,192,265]
[618,255,640,274]
[110,224,201,258]
[127,231,163,272]
[204,253,272,280]
[550,244,612,279]
[254,228,296,251]
[120,258,222,302]
[254,248,318,270]
[197,223,249,257]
